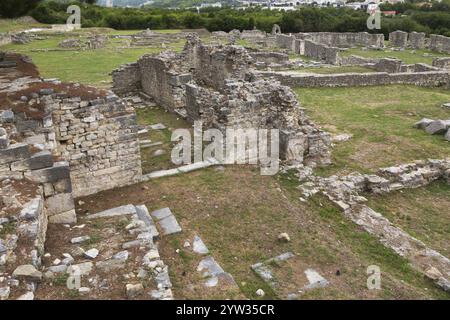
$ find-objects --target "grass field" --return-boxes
[0,30,187,87]
[295,85,450,176]
[340,47,449,65]
[366,180,450,257]
[76,165,449,299]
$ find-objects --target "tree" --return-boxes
[0,0,42,18]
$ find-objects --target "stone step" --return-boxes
[86,204,137,219]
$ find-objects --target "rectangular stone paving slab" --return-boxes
[86,204,136,219]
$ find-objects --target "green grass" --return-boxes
[0,19,44,33]
[0,31,187,87]
[295,65,376,74]
[340,47,449,65]
[366,180,450,257]
[136,107,190,173]
[295,85,450,176]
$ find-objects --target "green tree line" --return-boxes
[2,0,450,37]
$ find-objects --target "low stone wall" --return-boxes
[340,54,380,66]
[260,70,450,88]
[275,34,295,51]
[433,57,450,70]
[249,51,289,65]
[298,32,384,48]
[303,40,339,65]
[429,34,450,54]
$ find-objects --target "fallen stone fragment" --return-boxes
[12,264,42,281]
[67,262,93,276]
[113,250,129,261]
[149,123,166,130]
[126,283,144,298]
[413,118,433,130]
[84,248,99,259]
[256,289,265,297]
[0,286,10,300]
[17,292,34,300]
[70,235,90,244]
[304,269,329,289]
[278,233,291,243]
[86,204,136,219]
[445,129,450,141]
[425,120,450,134]
[78,287,91,295]
[192,235,209,255]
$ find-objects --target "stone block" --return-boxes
[48,209,77,224]
[45,193,74,216]
[24,161,70,183]
[0,143,30,165]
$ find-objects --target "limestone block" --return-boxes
[45,192,74,216]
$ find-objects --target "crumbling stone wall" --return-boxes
[408,31,426,49]
[373,58,402,73]
[137,53,190,113]
[276,34,296,51]
[111,63,142,95]
[262,70,450,88]
[50,95,142,197]
[298,32,384,48]
[303,40,339,65]
[429,34,450,54]
[113,36,331,167]
[433,57,450,70]
[389,30,408,47]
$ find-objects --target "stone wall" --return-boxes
[389,30,408,47]
[303,40,339,65]
[429,34,450,54]
[50,95,142,198]
[261,70,450,88]
[408,31,426,49]
[136,54,190,113]
[111,62,141,95]
[298,32,384,48]
[433,57,450,70]
[113,37,331,167]
[276,34,296,51]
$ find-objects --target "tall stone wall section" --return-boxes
[137,54,190,113]
[303,40,339,65]
[389,30,408,47]
[429,34,450,54]
[275,34,296,51]
[51,95,142,197]
[111,63,141,95]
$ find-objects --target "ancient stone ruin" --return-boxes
[112,34,331,167]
